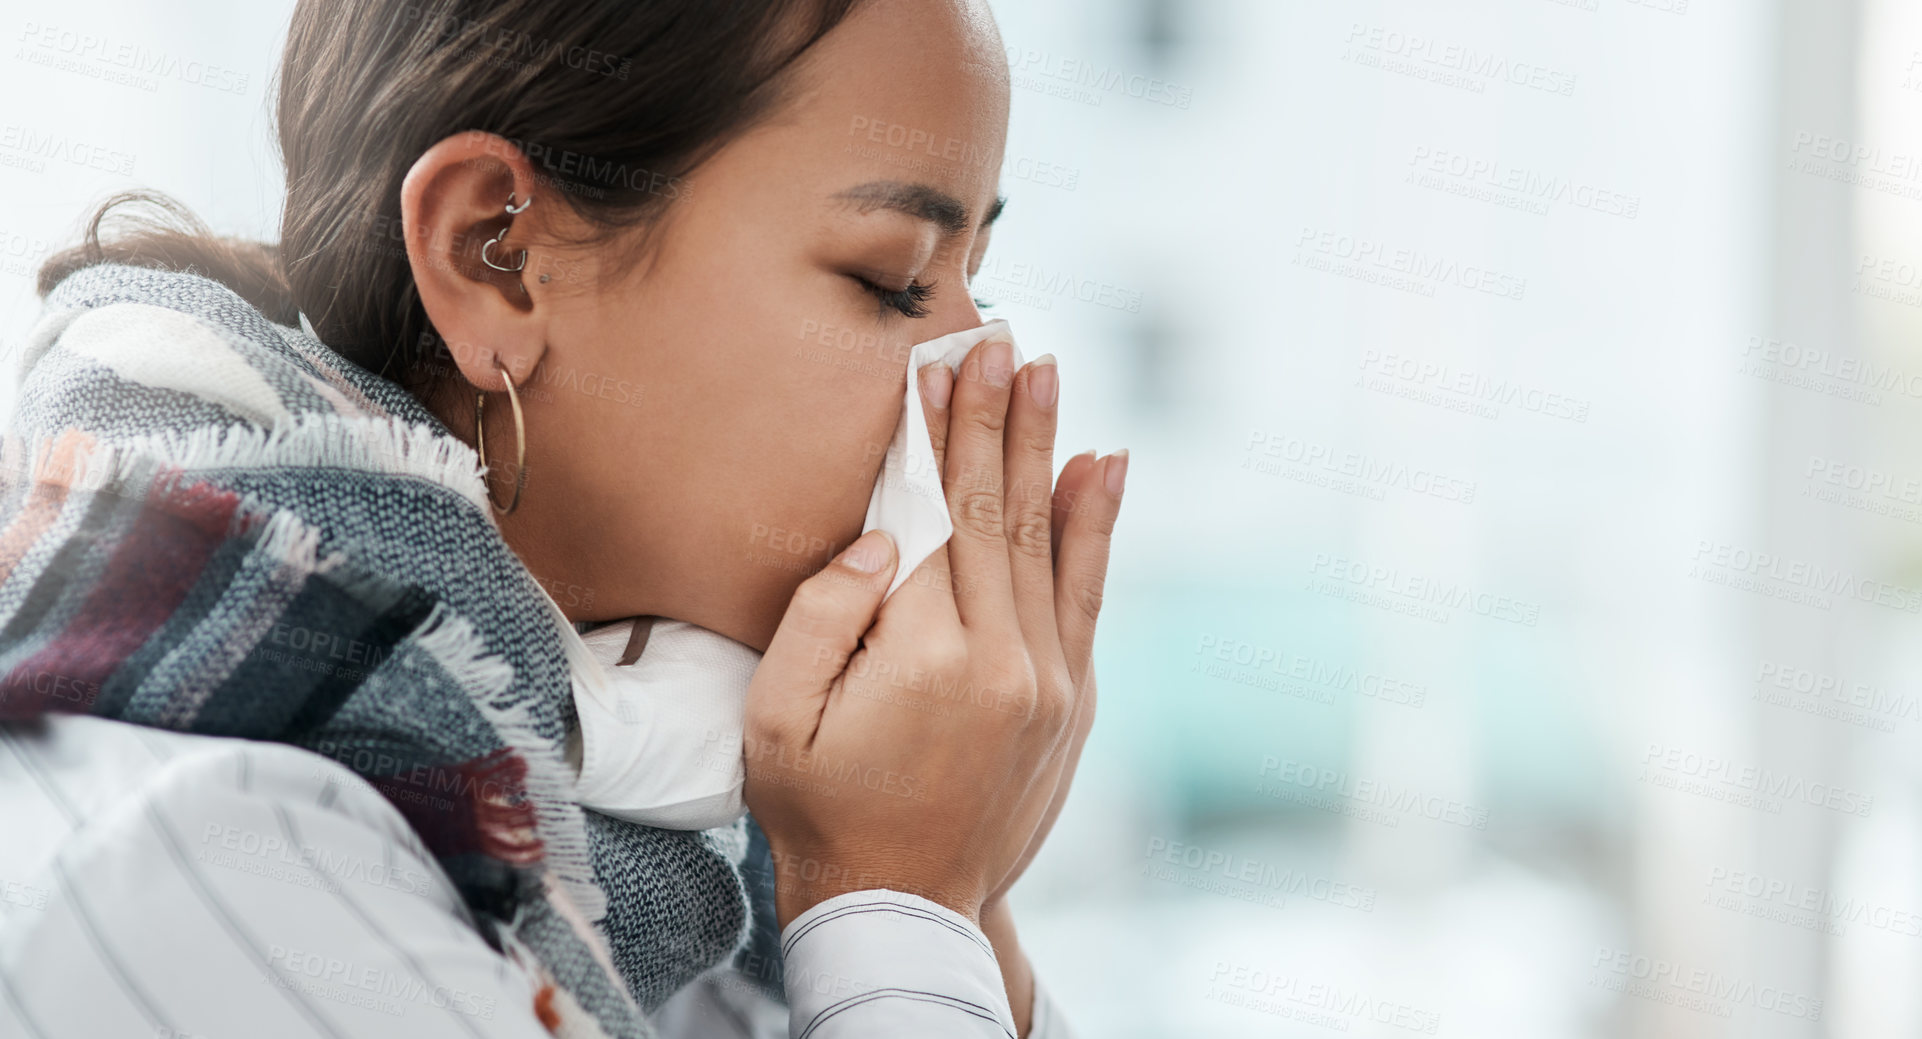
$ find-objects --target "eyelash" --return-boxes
[858,277,936,319]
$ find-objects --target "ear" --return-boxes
[400,131,551,393]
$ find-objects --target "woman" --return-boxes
[0,0,1124,1036]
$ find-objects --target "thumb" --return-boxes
[747,529,897,738]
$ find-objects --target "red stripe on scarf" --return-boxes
[374,747,545,865]
[1,469,240,718]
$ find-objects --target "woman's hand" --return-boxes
[742,336,1125,929]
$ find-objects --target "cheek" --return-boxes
[626,285,906,584]
[727,345,905,548]
[683,273,912,535]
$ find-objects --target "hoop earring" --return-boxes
[476,358,528,515]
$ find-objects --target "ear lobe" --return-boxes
[400,132,549,393]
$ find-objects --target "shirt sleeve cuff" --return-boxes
[779,889,1016,1039]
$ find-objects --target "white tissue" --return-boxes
[862,318,1023,598]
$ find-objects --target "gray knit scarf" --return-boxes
[0,263,778,1037]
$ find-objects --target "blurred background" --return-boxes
[5,0,1921,1035]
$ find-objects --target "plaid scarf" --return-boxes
[0,263,758,1037]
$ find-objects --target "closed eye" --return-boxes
[854,275,935,319]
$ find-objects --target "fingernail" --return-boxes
[982,339,1015,388]
[1027,354,1058,408]
[1104,449,1129,496]
[922,364,953,409]
[842,529,894,573]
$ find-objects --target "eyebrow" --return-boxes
[834,181,1008,236]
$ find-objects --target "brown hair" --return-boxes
[39,0,861,399]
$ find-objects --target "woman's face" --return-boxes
[483,0,1011,651]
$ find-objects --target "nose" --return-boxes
[926,240,989,338]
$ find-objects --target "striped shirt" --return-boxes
[0,714,1073,1038]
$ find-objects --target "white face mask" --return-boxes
[558,320,1023,831]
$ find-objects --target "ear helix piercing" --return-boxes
[480,191,533,273]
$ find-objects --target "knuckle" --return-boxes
[1016,430,1054,459]
[954,488,1005,539]
[1029,693,1068,732]
[917,631,970,675]
[1038,692,1071,731]
[1006,511,1052,557]
[988,651,1038,707]
[1070,576,1107,620]
[962,398,1007,437]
